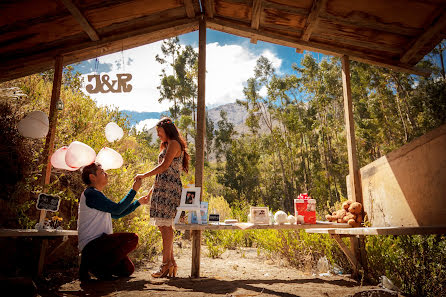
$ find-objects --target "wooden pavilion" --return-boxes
[1,0,446,278]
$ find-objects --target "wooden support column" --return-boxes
[38,56,63,275]
[40,55,64,225]
[341,55,364,279]
[192,15,206,278]
[341,55,362,205]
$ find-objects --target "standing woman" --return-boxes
[135,117,189,278]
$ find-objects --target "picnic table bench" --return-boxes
[0,229,78,275]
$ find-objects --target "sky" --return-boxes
[71,29,327,130]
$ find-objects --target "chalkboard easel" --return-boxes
[36,193,60,212]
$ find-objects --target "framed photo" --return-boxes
[190,201,208,224]
[250,206,270,225]
[180,186,201,208]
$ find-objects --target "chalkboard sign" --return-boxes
[209,214,220,222]
[36,193,60,212]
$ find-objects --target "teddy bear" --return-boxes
[326,200,351,223]
[326,201,363,227]
[344,202,363,227]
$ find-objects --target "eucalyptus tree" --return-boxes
[156,38,198,122]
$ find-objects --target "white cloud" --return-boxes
[134,118,159,131]
[80,39,282,115]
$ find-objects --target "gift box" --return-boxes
[294,193,316,224]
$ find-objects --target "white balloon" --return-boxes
[95,147,123,170]
[17,111,49,139]
[105,122,124,142]
[65,141,96,168]
[274,211,288,224]
[51,146,79,171]
[287,215,297,224]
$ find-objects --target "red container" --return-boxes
[294,194,316,224]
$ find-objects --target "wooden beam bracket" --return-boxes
[60,0,100,41]
[250,0,262,44]
[301,0,327,41]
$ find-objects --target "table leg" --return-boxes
[37,239,48,275]
[191,230,201,278]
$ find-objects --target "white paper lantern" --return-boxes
[65,141,96,168]
[274,211,288,224]
[51,146,79,171]
[287,215,297,224]
[105,122,124,142]
[95,147,123,170]
[17,111,49,139]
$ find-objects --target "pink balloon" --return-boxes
[65,141,96,168]
[95,147,124,170]
[51,146,79,171]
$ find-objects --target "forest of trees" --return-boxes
[153,37,446,216]
[1,38,445,296]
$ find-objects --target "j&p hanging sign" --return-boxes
[86,73,133,93]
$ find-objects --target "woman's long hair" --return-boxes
[156,117,189,173]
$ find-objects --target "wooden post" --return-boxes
[40,55,64,225]
[191,15,206,278]
[341,55,362,205]
[341,55,364,279]
[38,56,63,276]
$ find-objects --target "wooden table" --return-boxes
[174,221,350,278]
[0,229,78,275]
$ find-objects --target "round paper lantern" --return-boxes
[51,146,79,171]
[274,211,288,225]
[95,147,123,170]
[65,141,96,168]
[17,111,49,139]
[105,122,124,142]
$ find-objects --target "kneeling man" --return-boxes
[78,162,149,281]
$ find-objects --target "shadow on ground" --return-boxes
[54,276,359,297]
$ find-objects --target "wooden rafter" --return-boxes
[0,15,199,82]
[204,0,215,18]
[320,13,422,37]
[301,0,326,41]
[250,0,262,44]
[262,0,307,16]
[207,17,430,76]
[60,0,100,41]
[400,9,446,64]
[184,0,195,18]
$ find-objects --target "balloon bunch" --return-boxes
[50,122,124,171]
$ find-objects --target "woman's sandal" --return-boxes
[151,262,174,278]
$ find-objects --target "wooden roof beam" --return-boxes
[301,0,327,41]
[60,0,100,41]
[0,17,199,83]
[203,0,215,18]
[184,0,195,18]
[250,0,262,44]
[207,17,430,76]
[400,9,446,64]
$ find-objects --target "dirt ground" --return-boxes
[52,241,390,297]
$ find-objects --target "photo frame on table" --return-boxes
[180,186,201,208]
[250,206,270,224]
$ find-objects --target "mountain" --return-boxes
[121,110,166,126]
[121,102,247,130]
[206,102,248,126]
